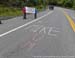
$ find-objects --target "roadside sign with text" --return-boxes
[25,7,35,14]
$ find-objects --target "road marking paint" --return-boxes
[37,21,42,23]
[28,43,36,51]
[28,34,44,51]
[32,32,44,42]
[21,41,31,48]
[0,11,53,37]
[48,27,53,35]
[32,33,38,41]
[64,11,75,32]
[48,27,60,36]
[52,27,60,33]
[52,30,60,32]
[39,27,46,34]
[25,25,37,30]
[31,25,43,32]
[30,25,40,32]
[53,27,60,30]
[34,35,44,42]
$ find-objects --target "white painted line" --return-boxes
[39,27,46,34]
[37,21,42,23]
[53,30,60,32]
[48,27,53,35]
[0,11,53,37]
[31,25,43,32]
[30,25,40,32]
[25,25,39,30]
[34,35,44,42]
[48,27,57,36]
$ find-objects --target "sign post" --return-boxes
[24,13,26,19]
[22,7,26,19]
[34,9,37,19]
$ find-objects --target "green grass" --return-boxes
[0,6,22,16]
[0,4,46,17]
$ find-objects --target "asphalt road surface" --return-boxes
[0,7,75,58]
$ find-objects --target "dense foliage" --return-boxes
[0,0,75,9]
[0,0,75,17]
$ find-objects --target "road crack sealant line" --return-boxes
[0,11,53,37]
[63,11,75,32]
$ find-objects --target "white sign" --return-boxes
[25,7,35,14]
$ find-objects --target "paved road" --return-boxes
[0,7,75,58]
[0,9,50,34]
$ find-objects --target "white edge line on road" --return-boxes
[0,11,53,37]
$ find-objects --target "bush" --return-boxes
[0,6,22,16]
